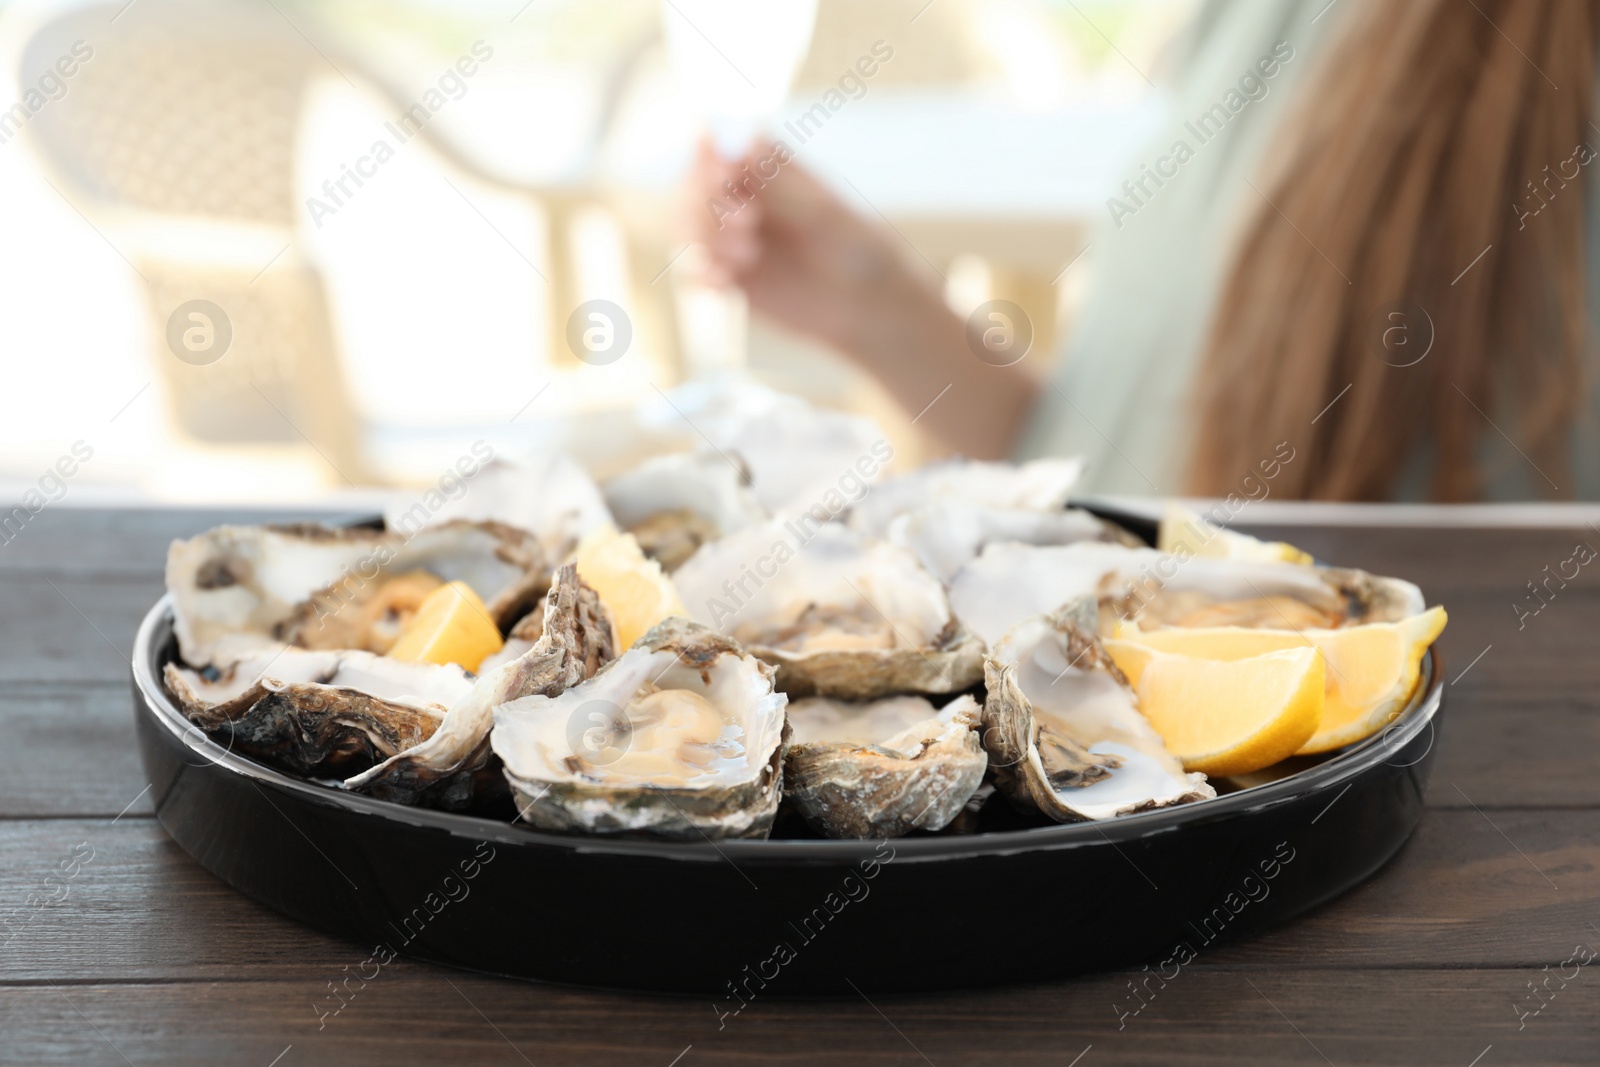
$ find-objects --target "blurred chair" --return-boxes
[16,0,370,481]
[11,0,682,485]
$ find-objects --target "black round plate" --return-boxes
[131,596,1442,996]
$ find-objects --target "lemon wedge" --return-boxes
[387,580,504,672]
[1107,605,1447,755]
[574,523,686,649]
[1158,502,1313,565]
[1114,645,1325,777]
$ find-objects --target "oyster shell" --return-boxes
[849,457,1084,536]
[476,603,547,674]
[886,500,1142,584]
[981,600,1214,822]
[783,694,986,838]
[168,520,548,668]
[345,563,616,808]
[950,542,1426,647]
[166,564,612,808]
[383,455,613,562]
[679,384,891,515]
[602,452,768,570]
[673,519,985,699]
[165,648,474,777]
[492,617,787,840]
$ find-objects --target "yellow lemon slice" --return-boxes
[574,524,686,649]
[1107,606,1447,755]
[387,580,504,672]
[1117,645,1325,777]
[1158,502,1313,565]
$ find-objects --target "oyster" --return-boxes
[949,542,1426,647]
[886,500,1142,584]
[602,452,768,570]
[664,381,892,515]
[492,618,787,840]
[345,563,616,808]
[673,519,985,699]
[383,455,613,562]
[168,520,548,668]
[166,564,612,808]
[981,600,1214,822]
[849,457,1084,536]
[783,694,986,838]
[165,648,473,777]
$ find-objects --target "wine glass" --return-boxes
[663,0,819,157]
[663,0,819,373]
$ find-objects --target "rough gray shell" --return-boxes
[782,695,986,839]
[164,649,467,779]
[758,619,987,701]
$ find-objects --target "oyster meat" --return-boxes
[981,600,1214,821]
[492,618,787,839]
[602,451,768,571]
[950,542,1426,647]
[673,519,985,699]
[783,693,986,838]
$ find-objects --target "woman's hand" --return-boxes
[679,136,1040,459]
[682,137,917,354]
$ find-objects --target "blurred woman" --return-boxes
[683,0,1600,501]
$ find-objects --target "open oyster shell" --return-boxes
[674,383,892,515]
[167,564,613,809]
[167,520,548,668]
[344,563,617,808]
[165,648,473,777]
[783,694,986,839]
[602,451,768,571]
[848,457,1084,536]
[982,599,1214,822]
[492,618,788,840]
[886,500,1142,584]
[950,542,1426,646]
[383,455,613,562]
[673,520,985,700]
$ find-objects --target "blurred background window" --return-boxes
[0,0,1196,502]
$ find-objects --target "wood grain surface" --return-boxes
[1,506,1596,1065]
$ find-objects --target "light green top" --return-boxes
[1015,0,1600,501]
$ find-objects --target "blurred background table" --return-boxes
[1,502,1596,1064]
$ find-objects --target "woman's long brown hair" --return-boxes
[1187,0,1599,500]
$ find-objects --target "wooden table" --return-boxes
[3,506,1596,1065]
